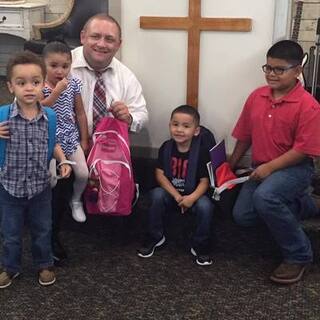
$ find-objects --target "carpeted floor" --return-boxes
[1,206,320,320]
[1,76,320,319]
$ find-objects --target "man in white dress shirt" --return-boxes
[71,13,148,135]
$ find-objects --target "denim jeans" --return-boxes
[0,184,53,273]
[233,160,317,264]
[147,187,214,250]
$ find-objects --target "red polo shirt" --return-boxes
[232,81,320,165]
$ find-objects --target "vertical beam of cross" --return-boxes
[140,0,252,107]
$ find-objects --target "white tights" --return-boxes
[68,145,89,202]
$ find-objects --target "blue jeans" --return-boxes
[147,187,215,250]
[233,160,318,264]
[0,185,53,273]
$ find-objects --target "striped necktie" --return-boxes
[93,72,107,130]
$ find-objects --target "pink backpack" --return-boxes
[84,117,135,216]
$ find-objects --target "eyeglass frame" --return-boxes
[261,64,300,75]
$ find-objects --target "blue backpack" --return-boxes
[163,126,216,194]
[0,104,56,169]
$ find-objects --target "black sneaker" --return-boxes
[137,235,166,258]
[52,237,67,264]
[190,247,213,266]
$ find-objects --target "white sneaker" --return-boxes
[69,201,86,222]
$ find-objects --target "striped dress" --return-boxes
[43,76,82,156]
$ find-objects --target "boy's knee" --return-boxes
[195,196,214,213]
[149,187,168,202]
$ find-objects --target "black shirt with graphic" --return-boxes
[157,141,209,194]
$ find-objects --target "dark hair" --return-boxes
[6,51,46,81]
[43,41,72,59]
[171,105,200,126]
[83,13,122,40]
[267,40,304,65]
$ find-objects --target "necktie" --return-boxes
[93,72,107,130]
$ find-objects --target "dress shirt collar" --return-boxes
[72,46,115,74]
[10,101,48,121]
[260,80,304,104]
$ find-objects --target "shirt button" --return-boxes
[268,114,272,118]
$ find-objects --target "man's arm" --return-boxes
[119,73,148,133]
[229,140,251,170]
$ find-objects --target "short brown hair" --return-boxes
[171,105,200,126]
[82,13,121,40]
[6,51,46,81]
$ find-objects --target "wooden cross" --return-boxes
[140,0,252,107]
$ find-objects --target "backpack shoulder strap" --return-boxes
[0,105,11,169]
[162,139,174,178]
[43,107,56,161]
[200,125,216,149]
[184,135,200,194]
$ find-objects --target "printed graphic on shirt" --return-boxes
[171,157,188,193]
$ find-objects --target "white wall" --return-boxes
[121,0,276,154]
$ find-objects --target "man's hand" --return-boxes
[109,101,132,125]
[0,121,10,139]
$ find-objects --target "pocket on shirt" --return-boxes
[272,116,294,147]
[32,127,49,159]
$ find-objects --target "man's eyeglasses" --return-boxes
[262,64,299,75]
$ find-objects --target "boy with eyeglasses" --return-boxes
[229,40,320,284]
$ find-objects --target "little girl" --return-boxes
[41,41,89,223]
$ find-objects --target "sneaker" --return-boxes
[190,247,213,266]
[52,237,67,264]
[270,262,308,284]
[69,200,86,223]
[0,270,20,289]
[137,235,166,258]
[38,269,56,286]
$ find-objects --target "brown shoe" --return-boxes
[38,269,56,286]
[0,270,20,289]
[270,262,308,284]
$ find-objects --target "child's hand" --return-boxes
[55,78,69,93]
[0,121,10,139]
[178,195,195,214]
[58,163,72,179]
[174,194,183,204]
